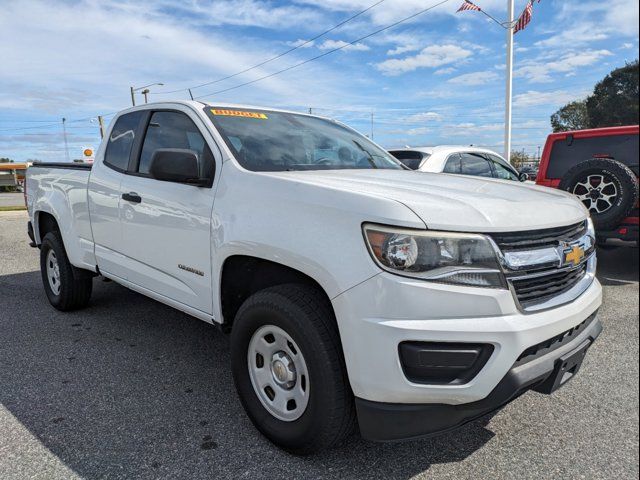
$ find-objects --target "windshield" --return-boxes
[205,107,403,172]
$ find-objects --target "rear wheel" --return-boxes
[559,158,638,230]
[40,231,93,311]
[230,284,355,454]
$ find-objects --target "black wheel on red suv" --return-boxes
[559,158,639,230]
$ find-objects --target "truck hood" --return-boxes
[268,170,587,232]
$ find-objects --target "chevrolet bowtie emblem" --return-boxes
[563,245,585,267]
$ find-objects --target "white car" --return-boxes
[26,101,601,453]
[389,145,529,182]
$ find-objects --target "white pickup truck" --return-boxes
[26,101,602,454]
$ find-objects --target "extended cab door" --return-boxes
[118,107,218,315]
[88,110,146,279]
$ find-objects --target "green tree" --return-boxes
[550,60,639,131]
[510,150,529,169]
[586,60,639,128]
[0,157,13,163]
[550,100,590,132]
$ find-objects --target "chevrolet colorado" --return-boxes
[26,101,602,454]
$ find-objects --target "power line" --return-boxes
[194,0,454,99]
[473,1,507,28]
[154,0,387,95]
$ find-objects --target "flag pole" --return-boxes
[504,0,515,161]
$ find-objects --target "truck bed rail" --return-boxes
[30,162,92,170]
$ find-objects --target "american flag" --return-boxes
[456,1,482,12]
[514,0,534,33]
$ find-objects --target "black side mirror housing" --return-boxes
[149,149,206,185]
[518,172,529,182]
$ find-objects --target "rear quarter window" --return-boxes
[104,111,145,171]
[548,134,639,178]
[388,151,427,170]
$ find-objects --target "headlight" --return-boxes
[363,224,506,288]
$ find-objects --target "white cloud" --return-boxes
[513,90,590,108]
[534,24,608,49]
[174,0,323,28]
[515,49,614,83]
[434,67,456,75]
[538,0,637,52]
[375,44,472,75]
[288,39,316,48]
[405,112,443,122]
[387,44,421,56]
[406,127,430,135]
[447,71,500,86]
[294,0,507,25]
[317,39,370,52]
[446,123,503,133]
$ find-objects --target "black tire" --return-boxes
[40,231,93,311]
[559,158,638,230]
[230,284,356,454]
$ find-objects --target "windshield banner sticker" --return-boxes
[211,109,268,119]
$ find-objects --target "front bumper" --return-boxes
[355,313,601,441]
[332,270,603,440]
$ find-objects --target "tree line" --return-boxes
[551,60,639,132]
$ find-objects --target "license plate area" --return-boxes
[533,339,592,394]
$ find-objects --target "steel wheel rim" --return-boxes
[46,249,61,295]
[573,174,618,214]
[247,325,310,422]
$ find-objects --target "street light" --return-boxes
[130,83,164,106]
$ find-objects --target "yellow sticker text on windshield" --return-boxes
[211,109,268,119]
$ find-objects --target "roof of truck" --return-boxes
[120,100,326,118]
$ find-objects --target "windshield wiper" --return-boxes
[352,140,377,169]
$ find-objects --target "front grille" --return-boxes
[510,262,588,306]
[514,312,597,367]
[490,221,587,251]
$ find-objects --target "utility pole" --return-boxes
[97,115,105,139]
[62,117,70,162]
[142,89,150,104]
[370,111,374,140]
[130,83,163,106]
[504,0,515,162]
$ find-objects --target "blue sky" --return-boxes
[0,0,638,162]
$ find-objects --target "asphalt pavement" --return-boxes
[0,211,638,480]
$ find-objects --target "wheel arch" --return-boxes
[35,210,60,244]
[219,255,335,332]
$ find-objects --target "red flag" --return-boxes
[514,0,533,33]
[457,1,482,12]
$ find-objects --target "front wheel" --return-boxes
[230,284,355,454]
[40,231,93,311]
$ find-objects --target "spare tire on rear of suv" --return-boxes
[559,158,639,231]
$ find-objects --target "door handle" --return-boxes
[122,192,142,204]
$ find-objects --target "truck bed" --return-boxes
[26,163,96,270]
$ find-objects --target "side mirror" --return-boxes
[149,149,206,185]
[518,172,529,182]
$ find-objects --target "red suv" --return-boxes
[537,125,639,247]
